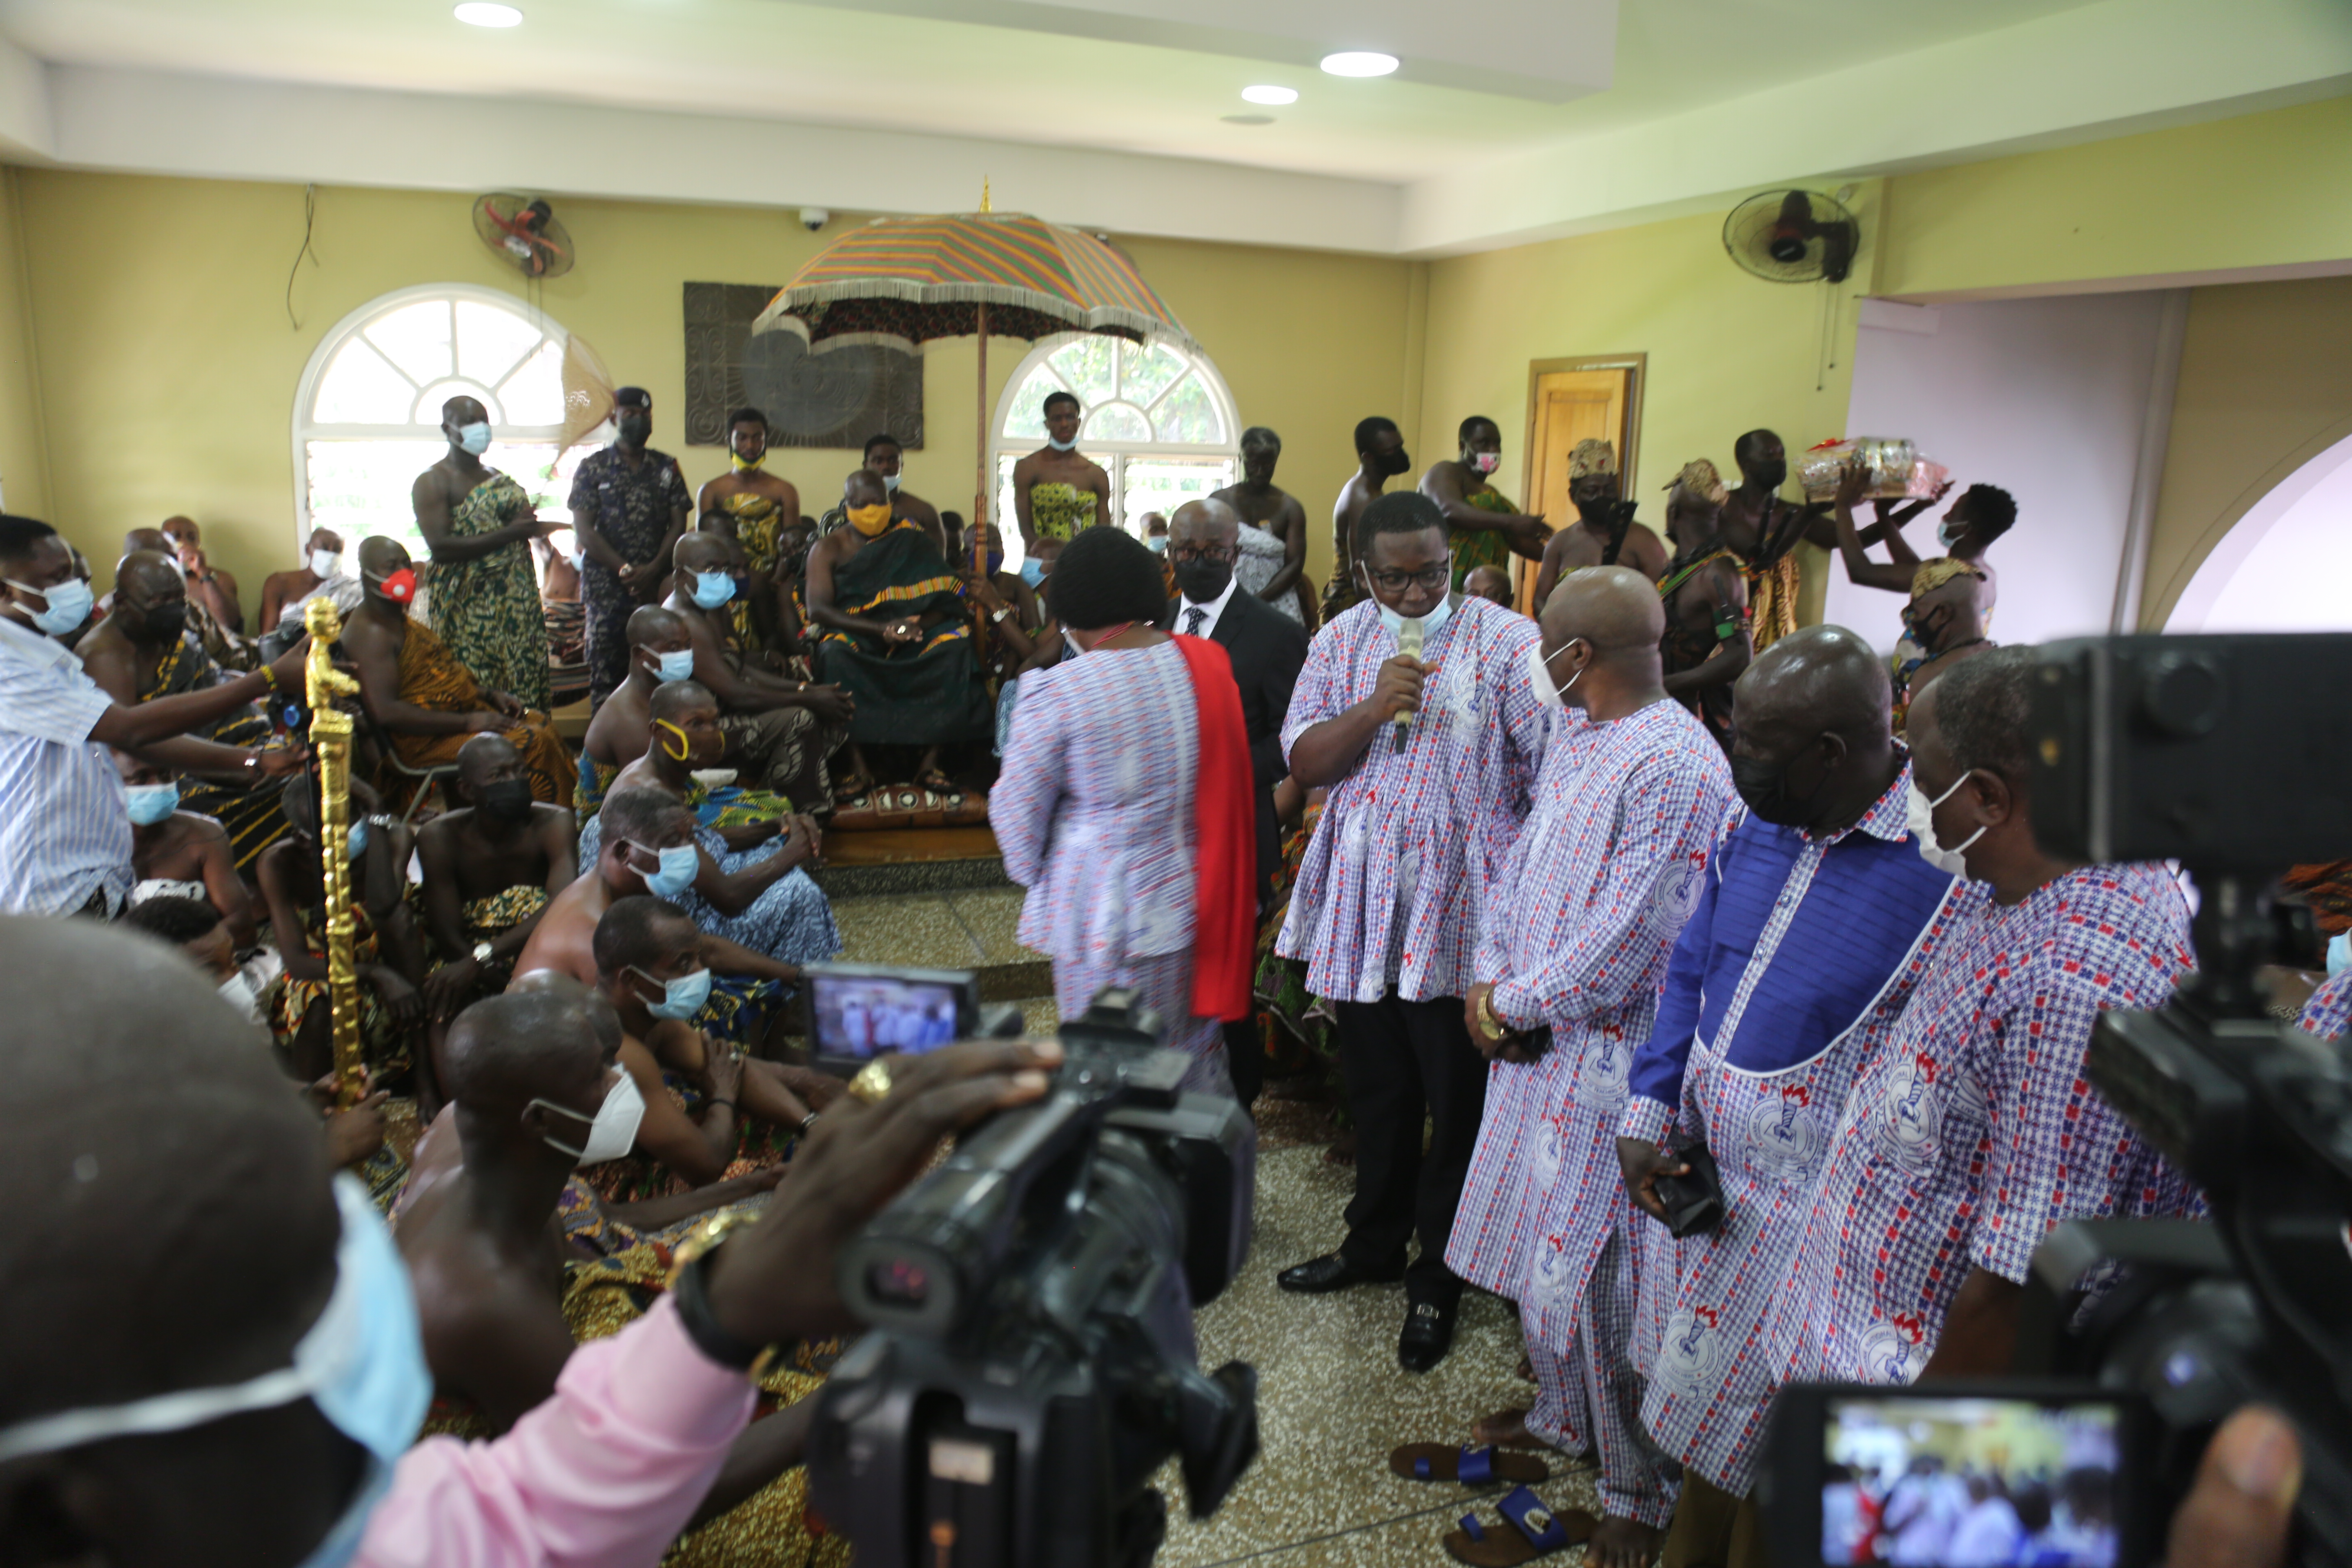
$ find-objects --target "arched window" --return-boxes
[991,334,1238,557]
[2165,429,2352,632]
[293,284,591,559]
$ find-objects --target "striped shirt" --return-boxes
[1626,766,1966,1490]
[1276,596,1548,1003]
[0,614,131,916]
[1446,697,1735,1355]
[1761,863,2194,1425]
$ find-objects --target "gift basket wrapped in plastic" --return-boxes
[1798,437,1949,501]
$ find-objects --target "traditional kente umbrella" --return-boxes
[751,193,1198,571]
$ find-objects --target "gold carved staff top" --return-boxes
[303,598,368,1109]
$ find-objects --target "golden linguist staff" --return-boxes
[303,596,370,1109]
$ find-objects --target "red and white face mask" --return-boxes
[364,566,418,604]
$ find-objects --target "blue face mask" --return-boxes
[1047,435,1077,452]
[653,647,696,683]
[0,1174,431,1566]
[985,550,1005,577]
[7,575,94,636]
[691,570,736,609]
[1368,583,1454,646]
[1019,557,1046,588]
[630,839,699,899]
[630,962,713,1021]
[1147,537,1168,555]
[126,782,180,824]
[344,819,370,861]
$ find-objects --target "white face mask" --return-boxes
[1910,768,1985,873]
[1470,451,1501,476]
[882,471,902,493]
[1527,638,1583,710]
[216,969,262,1024]
[310,549,343,579]
[530,1069,646,1165]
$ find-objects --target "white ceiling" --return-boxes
[0,0,2345,255]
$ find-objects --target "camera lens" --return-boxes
[867,1258,930,1307]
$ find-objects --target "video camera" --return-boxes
[806,984,1260,1568]
[1760,634,2352,1568]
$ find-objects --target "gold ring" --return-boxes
[846,1059,895,1105]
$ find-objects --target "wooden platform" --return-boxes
[822,824,999,866]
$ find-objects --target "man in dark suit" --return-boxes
[1160,497,1310,1109]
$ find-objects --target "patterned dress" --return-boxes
[1748,863,2198,1492]
[421,471,551,710]
[1232,523,1304,624]
[385,617,574,806]
[1275,597,1548,1004]
[267,904,412,1080]
[1027,480,1096,542]
[716,488,787,653]
[1443,698,1735,1528]
[992,639,1226,1092]
[571,445,690,704]
[1450,486,1518,592]
[1622,770,1963,1494]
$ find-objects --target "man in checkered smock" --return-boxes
[1611,628,1964,1568]
[1751,651,2199,1514]
[1271,492,1549,1373]
[1440,565,1734,1568]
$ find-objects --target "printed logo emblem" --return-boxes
[1577,1023,1630,1113]
[1648,852,1708,935]
[1856,1313,1927,1382]
[1655,1303,1725,1390]
[1744,1082,1821,1178]
[1875,1052,1943,1172]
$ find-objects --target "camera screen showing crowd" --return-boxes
[0,389,2325,1568]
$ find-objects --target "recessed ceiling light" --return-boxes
[1241,85,1298,106]
[454,3,523,27]
[1221,114,1276,126]
[1319,51,1398,77]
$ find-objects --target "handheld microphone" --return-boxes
[1393,617,1422,750]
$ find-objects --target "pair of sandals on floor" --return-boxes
[1389,1428,1595,1566]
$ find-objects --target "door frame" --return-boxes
[1522,352,1648,509]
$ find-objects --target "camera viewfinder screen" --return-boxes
[812,976,963,1060]
[1823,1396,2120,1568]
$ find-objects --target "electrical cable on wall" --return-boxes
[285,184,321,330]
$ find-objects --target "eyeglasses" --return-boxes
[1363,564,1451,593]
[1170,544,1237,565]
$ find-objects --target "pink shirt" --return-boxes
[359,1296,756,1568]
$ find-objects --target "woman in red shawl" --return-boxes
[989,526,1256,1095]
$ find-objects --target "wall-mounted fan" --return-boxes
[473,193,574,280]
[1722,189,1858,284]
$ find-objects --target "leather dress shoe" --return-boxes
[1397,1299,1457,1372]
[1276,1252,1406,1294]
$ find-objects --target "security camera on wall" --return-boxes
[800,207,830,232]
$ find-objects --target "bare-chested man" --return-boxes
[394,982,816,1542]
[860,432,945,552]
[695,406,802,652]
[1212,425,1314,626]
[1530,440,1668,611]
[160,515,242,634]
[1325,415,1409,620]
[414,394,561,710]
[1011,392,1113,554]
[415,733,578,1023]
[258,526,346,634]
[1462,564,1516,609]
[661,530,851,811]
[1654,459,1751,752]
[1421,415,1551,593]
[1833,470,2014,617]
[582,604,695,795]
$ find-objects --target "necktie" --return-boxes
[1184,607,1207,637]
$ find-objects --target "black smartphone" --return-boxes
[1757,1380,2163,1568]
[804,962,981,1078]
[1653,1141,1723,1238]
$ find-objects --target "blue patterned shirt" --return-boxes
[2300,969,2352,1039]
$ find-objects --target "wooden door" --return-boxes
[1519,358,1644,610]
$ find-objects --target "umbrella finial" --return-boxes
[981,178,991,214]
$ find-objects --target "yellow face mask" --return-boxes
[730,449,765,473]
[846,502,893,537]
[655,718,693,762]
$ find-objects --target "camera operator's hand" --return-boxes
[1616,1136,1688,1224]
[698,1037,1065,1347]
[2166,1405,2300,1568]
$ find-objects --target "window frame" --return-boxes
[987,332,1241,545]
[289,282,578,555]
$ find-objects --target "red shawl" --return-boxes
[1172,635,1256,1022]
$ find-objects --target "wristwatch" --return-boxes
[1474,989,1510,1043]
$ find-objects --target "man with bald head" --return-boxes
[1439,566,1735,1568]
[343,535,573,805]
[805,468,991,799]
[1159,494,1310,1106]
[414,733,578,1021]
[662,528,851,811]
[0,914,1066,1564]
[415,393,559,710]
[76,548,302,868]
[116,523,254,669]
[1610,624,1966,1568]
[582,602,696,805]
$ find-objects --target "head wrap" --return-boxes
[1567,439,1617,479]
[1909,557,1986,601]
[613,386,653,410]
[1664,458,1728,506]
